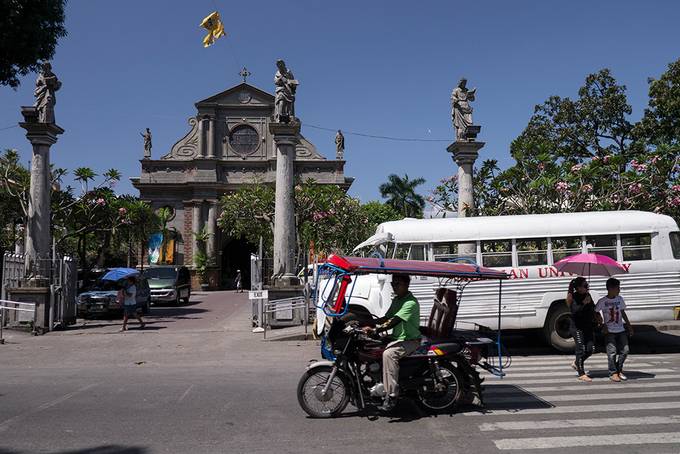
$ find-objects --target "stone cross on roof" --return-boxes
[239,67,251,83]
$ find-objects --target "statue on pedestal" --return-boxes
[141,128,152,159]
[34,62,61,124]
[451,78,476,141]
[335,130,345,160]
[274,59,299,123]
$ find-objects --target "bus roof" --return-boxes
[372,211,679,243]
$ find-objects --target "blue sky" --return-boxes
[1,0,679,203]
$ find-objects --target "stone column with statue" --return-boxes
[8,62,65,333]
[270,59,301,288]
[447,77,484,259]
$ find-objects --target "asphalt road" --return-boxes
[1,291,680,454]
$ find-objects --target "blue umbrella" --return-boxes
[101,267,140,281]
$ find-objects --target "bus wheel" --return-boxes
[544,304,574,352]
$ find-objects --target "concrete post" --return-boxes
[19,107,63,282]
[192,202,202,266]
[269,122,300,286]
[447,140,485,257]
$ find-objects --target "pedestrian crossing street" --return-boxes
[466,353,680,451]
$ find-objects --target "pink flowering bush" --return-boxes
[555,181,569,193]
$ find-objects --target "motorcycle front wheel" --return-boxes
[417,362,463,412]
[297,365,350,418]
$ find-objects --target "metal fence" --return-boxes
[0,252,77,331]
[1,254,24,301]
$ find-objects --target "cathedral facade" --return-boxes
[131,82,353,288]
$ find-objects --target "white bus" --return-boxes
[348,210,680,351]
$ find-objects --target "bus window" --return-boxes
[621,234,652,261]
[552,237,582,262]
[481,240,512,268]
[517,238,548,266]
[394,243,410,260]
[433,242,459,262]
[670,232,680,259]
[409,244,425,261]
[586,235,617,260]
[385,242,396,259]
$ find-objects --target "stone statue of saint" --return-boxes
[140,128,152,158]
[451,78,476,141]
[335,130,345,160]
[274,59,299,123]
[34,62,61,124]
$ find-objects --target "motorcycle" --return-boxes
[297,316,492,418]
[296,254,508,418]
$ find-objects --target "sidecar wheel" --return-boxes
[417,362,463,412]
[297,366,350,418]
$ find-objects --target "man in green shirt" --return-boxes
[364,274,421,410]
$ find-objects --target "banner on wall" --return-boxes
[148,233,163,264]
[163,238,175,264]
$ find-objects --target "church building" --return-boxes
[131,80,353,289]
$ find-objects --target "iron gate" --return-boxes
[1,252,77,330]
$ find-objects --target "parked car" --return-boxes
[144,265,191,305]
[76,273,151,318]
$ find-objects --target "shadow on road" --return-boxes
[0,446,149,454]
[499,326,680,357]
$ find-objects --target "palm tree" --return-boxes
[379,174,426,218]
[73,167,97,193]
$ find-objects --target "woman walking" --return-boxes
[567,277,598,382]
[121,276,145,331]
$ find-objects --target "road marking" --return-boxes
[505,355,675,364]
[483,371,676,385]
[480,415,680,431]
[0,383,96,432]
[178,384,194,403]
[486,389,680,404]
[494,432,680,450]
[499,362,656,372]
[464,400,680,416]
[482,367,674,379]
[485,378,680,394]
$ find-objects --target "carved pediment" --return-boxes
[295,135,325,161]
[196,83,274,108]
[162,117,199,160]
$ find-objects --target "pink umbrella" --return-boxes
[553,253,628,277]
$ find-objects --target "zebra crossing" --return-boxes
[467,353,680,451]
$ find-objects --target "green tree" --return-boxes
[0,149,29,249]
[360,201,402,233]
[429,159,503,216]
[0,0,67,88]
[378,174,426,218]
[636,58,680,146]
[217,182,275,254]
[218,180,370,261]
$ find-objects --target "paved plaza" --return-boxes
[1,291,680,454]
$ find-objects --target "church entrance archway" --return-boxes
[221,236,256,290]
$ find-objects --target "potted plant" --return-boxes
[194,250,209,290]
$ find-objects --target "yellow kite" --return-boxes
[200,11,226,47]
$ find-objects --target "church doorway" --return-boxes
[221,236,256,290]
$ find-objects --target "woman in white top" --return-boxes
[121,276,145,331]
